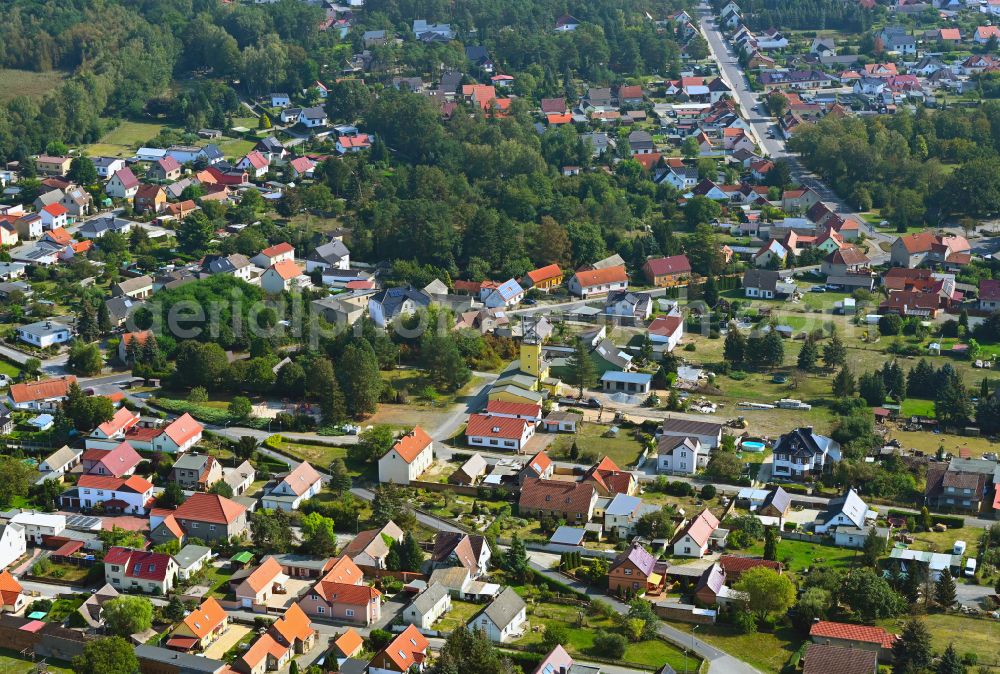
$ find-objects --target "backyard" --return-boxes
[548,422,649,468]
[514,601,697,672]
[743,538,860,580]
[668,622,800,674]
[877,613,1000,667]
[434,599,483,633]
[0,649,72,674]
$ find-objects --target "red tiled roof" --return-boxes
[648,315,683,336]
[174,492,246,525]
[242,557,285,593]
[314,580,381,604]
[42,203,67,217]
[333,628,364,657]
[278,461,322,495]
[0,570,22,607]
[260,242,294,258]
[980,279,1000,302]
[644,255,691,277]
[181,597,227,639]
[96,407,140,437]
[485,400,541,418]
[719,555,782,579]
[9,376,76,404]
[466,413,530,440]
[389,426,433,463]
[526,264,562,284]
[379,625,428,672]
[112,168,140,189]
[572,265,628,288]
[518,478,595,515]
[105,547,174,581]
[78,474,153,494]
[270,259,304,280]
[525,451,552,475]
[163,413,202,447]
[809,621,896,649]
[675,508,720,547]
[272,603,314,645]
[242,151,269,170]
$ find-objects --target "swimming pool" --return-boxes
[741,441,766,452]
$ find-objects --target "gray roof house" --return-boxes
[306,240,350,272]
[470,586,527,642]
[79,215,133,239]
[402,582,452,629]
[368,286,431,328]
[77,583,119,629]
[814,489,872,534]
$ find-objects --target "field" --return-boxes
[85,120,172,157]
[0,69,66,104]
[514,601,696,671]
[744,538,860,580]
[548,422,648,468]
[0,649,72,674]
[878,613,1000,667]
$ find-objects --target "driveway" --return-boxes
[203,624,252,659]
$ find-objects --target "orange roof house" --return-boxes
[171,597,229,650]
[0,571,24,612]
[332,627,364,658]
[370,625,429,673]
[582,456,638,496]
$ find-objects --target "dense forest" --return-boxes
[787,105,1000,225]
[710,0,879,32]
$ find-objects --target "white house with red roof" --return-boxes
[465,413,535,452]
[378,426,434,485]
[672,508,724,557]
[288,156,316,178]
[369,624,429,674]
[336,134,373,154]
[237,151,270,179]
[262,462,323,510]
[106,168,140,199]
[86,407,141,449]
[82,442,142,477]
[39,203,68,230]
[567,265,629,297]
[104,547,177,594]
[251,242,295,269]
[979,279,1000,313]
[64,474,155,514]
[647,314,684,351]
[7,375,76,411]
[262,259,312,294]
[123,413,203,453]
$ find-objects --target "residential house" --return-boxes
[60,186,92,218]
[76,583,119,628]
[742,268,783,299]
[236,603,316,674]
[0,523,26,571]
[124,413,203,453]
[7,375,76,411]
[149,157,182,182]
[878,26,916,54]
[608,541,662,595]
[757,487,791,520]
[13,214,42,241]
[169,597,229,652]
[541,412,579,434]
[672,509,724,558]
[648,314,684,351]
[300,558,382,625]
[980,279,1000,313]
[0,571,24,612]
[567,265,629,297]
[772,427,841,481]
[718,556,783,583]
[134,184,167,214]
[10,512,65,545]
[431,532,492,578]
[237,151,270,179]
[106,168,140,199]
[175,545,214,581]
[305,240,350,273]
[39,445,82,475]
[170,454,223,490]
[521,264,563,291]
[16,320,72,349]
[642,255,692,287]
[81,442,142,476]
[974,25,1000,45]
[368,286,431,328]
[450,453,488,486]
[85,407,141,449]
[754,240,788,268]
[518,451,554,483]
[79,215,133,239]
[369,625,428,674]
[150,492,249,544]
[39,203,68,230]
[36,155,72,176]
[657,436,705,475]
[117,330,153,363]
[809,621,896,662]
[378,426,434,485]
[62,474,154,514]
[111,275,153,299]
[693,563,730,606]
[341,521,404,572]
[262,462,323,510]
[470,587,527,642]
[803,644,877,674]
[605,291,652,321]
[235,557,288,608]
[251,242,295,269]
[890,231,971,268]
[465,413,535,452]
[104,547,177,594]
[223,460,256,496]
[582,456,637,497]
[924,457,995,514]
[822,247,870,277]
[603,493,648,539]
[261,260,311,294]
[402,582,452,629]
[813,489,873,534]
[518,479,598,523]
[485,399,542,424]
[660,418,723,449]
[93,157,126,179]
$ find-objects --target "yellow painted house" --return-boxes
[522,264,564,292]
[169,596,229,651]
[488,385,544,406]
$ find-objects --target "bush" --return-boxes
[700,484,717,500]
[593,633,627,659]
[887,510,963,529]
[683,343,696,351]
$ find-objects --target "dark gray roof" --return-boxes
[371,285,430,317]
[410,581,450,614]
[308,240,350,265]
[134,646,227,674]
[761,486,790,514]
[478,586,525,628]
[742,268,780,292]
[80,215,133,237]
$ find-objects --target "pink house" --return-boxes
[81,442,142,477]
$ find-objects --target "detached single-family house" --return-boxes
[369,625,428,674]
[657,436,705,475]
[170,454,223,491]
[567,265,629,297]
[368,286,431,328]
[261,259,311,294]
[518,479,598,523]
[648,314,684,351]
[809,621,896,662]
[0,523,26,572]
[470,587,526,642]
[106,168,140,199]
[104,547,177,594]
[608,541,662,595]
[431,532,492,578]
[63,474,154,514]
[378,426,434,485]
[111,275,153,299]
[771,426,841,481]
[341,521,404,572]
[300,558,382,625]
[150,492,249,544]
[86,407,141,448]
[235,557,289,608]
[8,375,76,411]
[82,442,142,476]
[672,509,725,558]
[642,255,692,287]
[0,570,24,613]
[813,489,874,535]
[16,320,72,349]
[402,582,452,629]
[660,418,723,449]
[251,242,295,269]
[262,462,323,510]
[39,445,82,475]
[521,264,563,291]
[466,413,535,452]
[305,240,350,273]
[169,597,229,652]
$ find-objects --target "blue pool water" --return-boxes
[741,441,765,452]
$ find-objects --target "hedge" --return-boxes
[888,509,964,529]
[529,568,590,602]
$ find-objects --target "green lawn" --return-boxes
[515,601,696,672]
[85,120,173,157]
[548,422,648,468]
[744,538,859,580]
[434,599,483,633]
[900,398,935,418]
[668,623,801,674]
[877,613,1000,666]
[46,596,86,623]
[265,436,346,471]
[217,138,257,160]
[0,69,66,104]
[0,359,22,380]
[0,649,72,674]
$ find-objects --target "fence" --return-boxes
[408,479,516,497]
